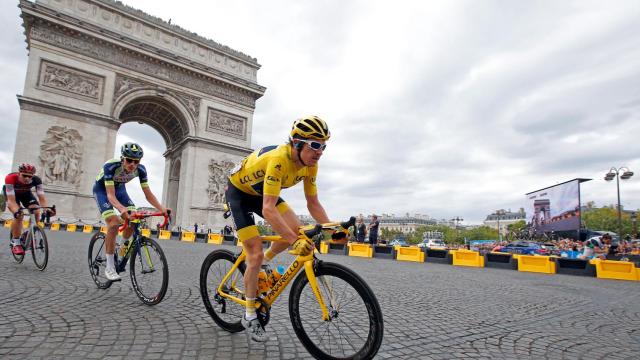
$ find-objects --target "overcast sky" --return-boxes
[2,0,639,224]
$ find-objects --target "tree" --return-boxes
[582,206,634,235]
[0,193,5,212]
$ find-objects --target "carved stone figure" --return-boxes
[39,61,104,103]
[207,159,235,205]
[39,126,83,186]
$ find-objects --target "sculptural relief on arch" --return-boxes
[12,0,265,229]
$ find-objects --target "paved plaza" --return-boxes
[1,231,639,360]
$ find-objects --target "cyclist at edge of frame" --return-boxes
[3,163,55,255]
[226,115,342,342]
[93,142,170,281]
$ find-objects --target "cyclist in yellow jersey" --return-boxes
[225,116,332,342]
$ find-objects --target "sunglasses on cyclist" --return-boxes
[299,139,327,151]
[124,157,140,164]
[20,173,33,179]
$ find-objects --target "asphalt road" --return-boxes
[1,230,639,359]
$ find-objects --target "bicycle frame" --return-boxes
[115,212,170,273]
[216,219,353,321]
[16,206,53,249]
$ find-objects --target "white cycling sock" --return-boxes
[11,238,21,246]
[245,297,257,321]
[106,253,115,269]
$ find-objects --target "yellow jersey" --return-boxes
[229,144,318,197]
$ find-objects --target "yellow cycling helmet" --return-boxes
[290,116,330,140]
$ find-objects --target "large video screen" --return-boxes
[525,179,581,234]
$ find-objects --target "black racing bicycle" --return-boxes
[9,206,55,271]
[88,210,170,305]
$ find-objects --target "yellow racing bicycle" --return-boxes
[199,217,383,360]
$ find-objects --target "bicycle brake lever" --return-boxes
[341,216,356,230]
[304,224,323,239]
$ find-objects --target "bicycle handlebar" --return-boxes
[16,205,56,215]
[118,209,172,232]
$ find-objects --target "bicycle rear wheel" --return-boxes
[199,249,246,332]
[9,230,25,264]
[31,227,48,271]
[289,261,384,360]
[88,232,113,289]
[130,237,168,305]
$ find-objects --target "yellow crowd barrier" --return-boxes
[82,225,93,233]
[320,241,329,254]
[349,243,373,258]
[3,220,12,228]
[141,229,151,237]
[590,259,639,281]
[158,230,171,240]
[208,233,223,244]
[181,231,196,242]
[396,246,425,262]
[100,226,107,233]
[517,255,556,274]
[50,223,60,231]
[22,220,30,228]
[66,224,77,232]
[38,221,45,228]
[450,250,484,267]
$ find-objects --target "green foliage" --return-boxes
[0,193,5,212]
[582,206,635,235]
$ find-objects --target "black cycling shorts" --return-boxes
[224,180,289,241]
[2,186,39,209]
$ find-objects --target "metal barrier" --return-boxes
[425,249,452,264]
[373,245,396,259]
[554,258,595,277]
[484,252,517,270]
[450,250,484,267]
[516,255,556,274]
[348,243,373,258]
[590,259,639,281]
[396,246,425,263]
[208,233,223,244]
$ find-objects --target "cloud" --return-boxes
[2,0,640,224]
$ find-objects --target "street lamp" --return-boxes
[631,212,637,239]
[604,167,634,240]
[495,209,506,242]
[450,216,464,241]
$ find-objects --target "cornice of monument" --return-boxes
[27,0,260,69]
[166,135,253,158]
[91,0,258,65]
[17,95,121,129]
[19,0,266,99]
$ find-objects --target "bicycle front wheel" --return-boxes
[31,227,48,271]
[130,237,169,305]
[88,232,113,289]
[289,261,384,360]
[199,249,246,333]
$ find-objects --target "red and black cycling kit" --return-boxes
[3,172,45,207]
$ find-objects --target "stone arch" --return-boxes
[112,89,196,149]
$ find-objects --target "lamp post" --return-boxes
[604,167,634,241]
[495,209,506,242]
[632,212,638,239]
[450,216,464,241]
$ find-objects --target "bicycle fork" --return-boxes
[304,260,334,322]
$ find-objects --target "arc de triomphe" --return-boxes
[12,0,265,228]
